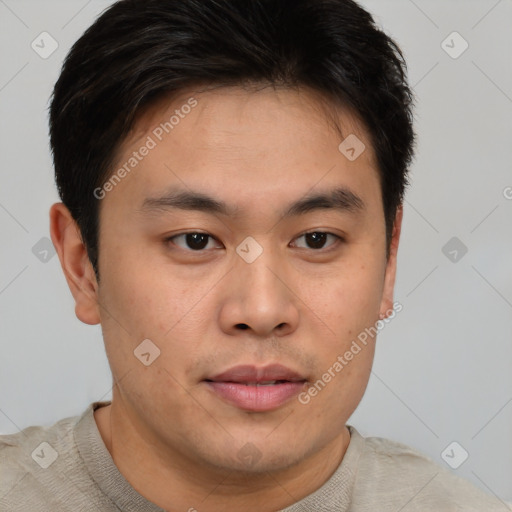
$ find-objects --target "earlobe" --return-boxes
[49,203,101,325]
[379,205,403,319]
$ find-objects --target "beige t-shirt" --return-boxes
[1,401,509,511]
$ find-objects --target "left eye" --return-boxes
[169,232,221,251]
[292,231,341,250]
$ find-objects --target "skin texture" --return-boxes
[50,85,403,512]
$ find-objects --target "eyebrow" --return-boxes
[139,186,365,219]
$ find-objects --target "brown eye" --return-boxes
[293,231,340,250]
[168,232,221,251]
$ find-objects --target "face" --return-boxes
[67,85,400,473]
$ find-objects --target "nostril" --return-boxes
[236,323,249,330]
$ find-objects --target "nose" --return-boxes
[217,249,300,338]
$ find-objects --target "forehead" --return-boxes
[102,85,382,219]
[123,84,375,163]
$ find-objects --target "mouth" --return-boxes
[203,364,308,412]
[208,380,295,386]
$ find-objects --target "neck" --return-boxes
[94,400,351,512]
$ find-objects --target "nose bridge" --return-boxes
[235,240,286,305]
[221,238,299,336]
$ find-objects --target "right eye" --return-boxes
[165,232,223,252]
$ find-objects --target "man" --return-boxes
[1,0,508,510]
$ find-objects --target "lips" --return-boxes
[207,364,306,384]
[204,364,307,412]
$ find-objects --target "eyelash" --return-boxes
[164,230,344,253]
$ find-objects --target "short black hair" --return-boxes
[49,0,415,277]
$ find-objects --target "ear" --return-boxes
[49,203,101,325]
[379,204,403,319]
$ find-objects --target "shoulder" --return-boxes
[0,406,91,509]
[348,427,511,512]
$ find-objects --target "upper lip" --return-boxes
[205,364,306,383]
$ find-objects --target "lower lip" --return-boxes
[205,381,306,412]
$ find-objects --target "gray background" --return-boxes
[1,0,511,504]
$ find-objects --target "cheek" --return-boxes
[99,241,181,331]
[97,246,215,372]
[314,256,385,331]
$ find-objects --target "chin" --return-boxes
[198,433,315,475]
